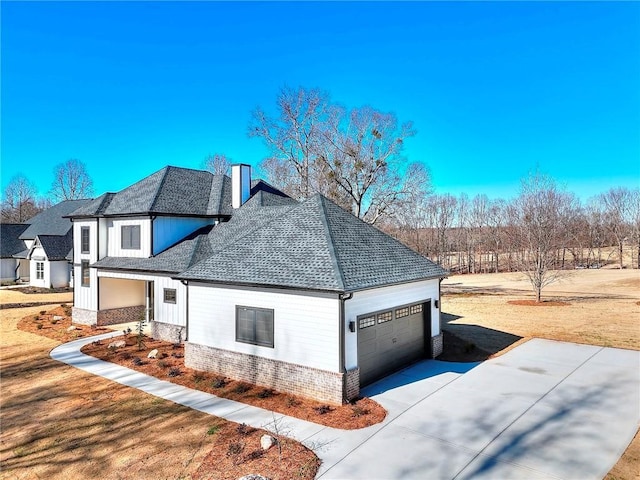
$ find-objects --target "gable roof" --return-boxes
[0,223,29,258]
[20,199,92,240]
[33,231,73,261]
[68,166,237,218]
[177,195,447,293]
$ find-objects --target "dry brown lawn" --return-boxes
[0,295,318,480]
[442,268,640,480]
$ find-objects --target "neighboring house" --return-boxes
[13,199,91,288]
[0,223,29,283]
[69,164,448,404]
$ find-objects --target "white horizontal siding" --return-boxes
[49,261,69,288]
[188,284,341,372]
[0,259,17,282]
[107,217,151,258]
[344,279,441,370]
[153,217,213,255]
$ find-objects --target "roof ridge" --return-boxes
[316,195,347,292]
[149,166,171,212]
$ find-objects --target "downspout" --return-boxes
[150,215,157,256]
[339,292,353,403]
[180,279,189,342]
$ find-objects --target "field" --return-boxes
[441,268,640,480]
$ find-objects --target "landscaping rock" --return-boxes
[53,315,64,321]
[108,339,126,349]
[238,475,270,480]
[66,325,76,332]
[147,349,158,359]
[260,434,276,451]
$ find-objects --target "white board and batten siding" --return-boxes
[107,218,151,258]
[343,279,441,370]
[0,259,17,282]
[73,220,99,310]
[74,264,98,310]
[98,270,187,326]
[153,217,213,255]
[188,283,341,372]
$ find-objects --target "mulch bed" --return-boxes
[16,306,112,342]
[2,301,72,310]
[13,286,73,294]
[82,335,386,430]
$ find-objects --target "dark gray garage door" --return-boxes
[358,301,431,386]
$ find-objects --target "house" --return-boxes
[11,199,91,288]
[69,164,448,404]
[0,223,29,283]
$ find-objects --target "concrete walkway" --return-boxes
[51,335,640,479]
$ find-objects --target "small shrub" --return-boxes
[233,383,251,394]
[212,377,227,389]
[157,359,169,369]
[39,310,46,315]
[36,323,43,330]
[167,367,181,377]
[236,423,254,436]
[243,449,264,462]
[132,357,143,366]
[286,396,301,408]
[171,352,184,359]
[227,442,244,456]
[192,372,206,384]
[160,352,168,358]
[92,340,102,346]
[120,351,132,360]
[351,405,370,417]
[257,388,274,399]
[314,404,333,415]
[207,425,220,435]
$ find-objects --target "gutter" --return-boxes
[339,291,353,403]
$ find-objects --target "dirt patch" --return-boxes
[16,306,113,342]
[0,288,72,306]
[1,306,319,479]
[507,300,571,307]
[82,336,386,430]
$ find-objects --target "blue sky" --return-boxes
[2,1,639,203]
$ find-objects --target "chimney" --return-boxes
[231,164,251,208]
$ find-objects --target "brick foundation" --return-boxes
[97,305,145,326]
[431,332,444,358]
[72,307,97,326]
[345,367,360,401]
[185,342,346,405]
[151,321,185,344]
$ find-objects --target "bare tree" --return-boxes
[50,159,94,201]
[202,153,231,176]
[509,172,576,302]
[599,187,633,269]
[1,174,40,222]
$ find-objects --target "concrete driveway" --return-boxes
[315,339,640,479]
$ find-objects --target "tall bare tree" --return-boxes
[202,153,231,176]
[1,174,40,222]
[599,187,633,269]
[50,159,94,201]
[508,172,576,302]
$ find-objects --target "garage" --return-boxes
[357,301,432,386]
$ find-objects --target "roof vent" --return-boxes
[231,164,251,209]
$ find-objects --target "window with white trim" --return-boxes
[81,226,90,254]
[81,260,90,286]
[36,262,44,280]
[236,306,274,348]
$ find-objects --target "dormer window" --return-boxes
[81,227,90,254]
[121,225,141,250]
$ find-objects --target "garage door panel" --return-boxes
[358,301,431,386]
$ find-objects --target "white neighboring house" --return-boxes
[69,164,448,404]
[0,223,28,283]
[11,199,91,288]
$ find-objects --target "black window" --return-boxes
[164,288,176,304]
[121,225,141,250]
[81,226,90,254]
[81,260,90,287]
[236,306,274,348]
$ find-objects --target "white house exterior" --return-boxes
[69,164,448,404]
[0,223,28,283]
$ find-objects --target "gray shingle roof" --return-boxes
[20,199,92,240]
[36,231,73,261]
[177,195,447,292]
[69,166,235,218]
[0,223,28,258]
